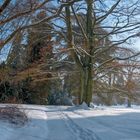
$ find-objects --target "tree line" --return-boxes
[0,0,140,106]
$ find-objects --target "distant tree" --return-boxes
[27,10,53,63]
[121,50,140,107]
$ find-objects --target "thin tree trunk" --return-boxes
[65,5,83,105]
[127,97,131,107]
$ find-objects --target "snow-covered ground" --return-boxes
[0,104,140,140]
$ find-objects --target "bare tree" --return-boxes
[119,49,140,107]
[59,0,140,106]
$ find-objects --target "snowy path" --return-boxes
[46,106,97,140]
[45,106,140,140]
[1,105,140,140]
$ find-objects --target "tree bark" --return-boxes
[81,0,94,106]
[65,5,83,105]
[65,0,94,106]
[82,65,93,106]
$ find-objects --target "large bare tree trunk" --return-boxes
[81,65,93,106]
[81,0,94,106]
[65,0,94,106]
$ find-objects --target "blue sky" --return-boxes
[133,39,140,51]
